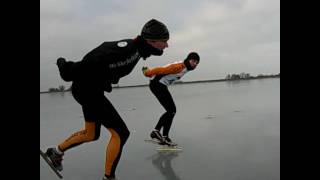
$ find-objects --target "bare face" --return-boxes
[147,40,169,50]
[189,59,199,69]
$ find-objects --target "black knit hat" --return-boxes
[184,52,200,70]
[141,19,169,41]
[186,52,200,62]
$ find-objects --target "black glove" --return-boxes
[104,83,112,93]
[111,78,119,84]
[142,66,148,74]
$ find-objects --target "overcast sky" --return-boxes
[40,0,280,92]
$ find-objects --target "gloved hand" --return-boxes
[111,78,119,84]
[104,83,112,93]
[142,66,148,76]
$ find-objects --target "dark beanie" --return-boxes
[185,52,200,62]
[141,19,169,41]
[184,52,200,70]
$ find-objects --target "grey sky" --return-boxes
[40,0,280,91]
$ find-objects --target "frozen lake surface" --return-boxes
[40,78,280,180]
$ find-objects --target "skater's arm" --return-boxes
[143,63,185,77]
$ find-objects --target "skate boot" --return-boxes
[102,175,117,180]
[150,130,164,144]
[46,147,64,171]
[160,136,177,147]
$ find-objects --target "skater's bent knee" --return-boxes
[119,129,130,144]
[166,111,176,117]
[123,130,130,140]
[84,130,99,142]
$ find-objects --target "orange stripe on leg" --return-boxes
[105,128,121,176]
[58,122,96,151]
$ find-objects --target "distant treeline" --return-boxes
[225,72,280,80]
[48,85,70,93]
[42,72,280,93]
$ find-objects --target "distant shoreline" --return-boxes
[40,75,279,94]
